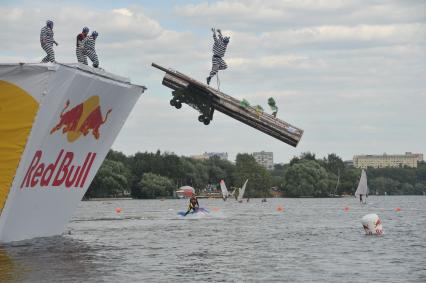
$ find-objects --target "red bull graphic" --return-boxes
[20,149,96,189]
[50,96,112,142]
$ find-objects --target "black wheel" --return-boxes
[175,102,182,109]
[198,115,204,122]
[203,117,210,125]
[170,99,176,106]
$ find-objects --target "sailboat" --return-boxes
[230,187,238,200]
[220,180,229,201]
[237,179,249,203]
[355,169,369,204]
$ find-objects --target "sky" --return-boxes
[1,0,425,163]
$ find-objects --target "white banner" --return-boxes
[0,63,144,242]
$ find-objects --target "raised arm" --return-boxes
[211,27,218,43]
[217,29,224,41]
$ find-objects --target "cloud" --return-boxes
[261,24,426,47]
[229,55,326,71]
[1,0,425,162]
[175,0,426,29]
[0,5,197,61]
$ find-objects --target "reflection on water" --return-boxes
[0,237,104,282]
[0,196,425,282]
[0,245,19,282]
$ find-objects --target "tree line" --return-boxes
[84,150,426,199]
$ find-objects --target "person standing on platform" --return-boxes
[84,31,99,68]
[40,20,58,63]
[206,28,230,85]
[76,27,89,64]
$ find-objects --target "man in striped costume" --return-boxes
[83,31,99,68]
[40,20,58,63]
[206,28,230,85]
[76,27,89,65]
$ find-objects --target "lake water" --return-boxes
[1,196,425,282]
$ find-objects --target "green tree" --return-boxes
[414,182,426,195]
[369,177,400,195]
[204,156,235,188]
[321,154,346,196]
[106,149,130,166]
[401,183,414,195]
[89,149,426,199]
[416,162,426,182]
[86,160,131,198]
[283,160,331,197]
[134,173,174,199]
[322,154,345,175]
[233,154,272,197]
[162,153,185,181]
[339,167,361,195]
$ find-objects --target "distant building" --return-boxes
[191,152,228,161]
[253,151,274,170]
[190,154,208,160]
[353,152,424,169]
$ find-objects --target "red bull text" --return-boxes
[20,150,96,189]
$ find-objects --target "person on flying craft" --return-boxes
[206,28,230,85]
[184,195,200,216]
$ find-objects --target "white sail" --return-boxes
[220,180,229,198]
[355,169,369,196]
[237,179,249,202]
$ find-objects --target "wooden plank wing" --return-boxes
[152,63,303,147]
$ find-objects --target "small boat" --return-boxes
[220,180,229,201]
[237,179,248,203]
[355,169,369,204]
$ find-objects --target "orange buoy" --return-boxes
[276,205,284,212]
[343,206,350,212]
[115,207,122,213]
[395,207,401,212]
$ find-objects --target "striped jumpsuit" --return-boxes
[40,26,56,63]
[83,36,99,68]
[208,31,229,80]
[76,33,88,65]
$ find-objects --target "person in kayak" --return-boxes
[184,195,200,216]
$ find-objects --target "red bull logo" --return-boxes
[50,96,112,142]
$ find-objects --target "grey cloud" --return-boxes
[175,0,426,30]
[1,1,425,163]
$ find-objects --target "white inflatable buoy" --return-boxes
[361,214,383,235]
